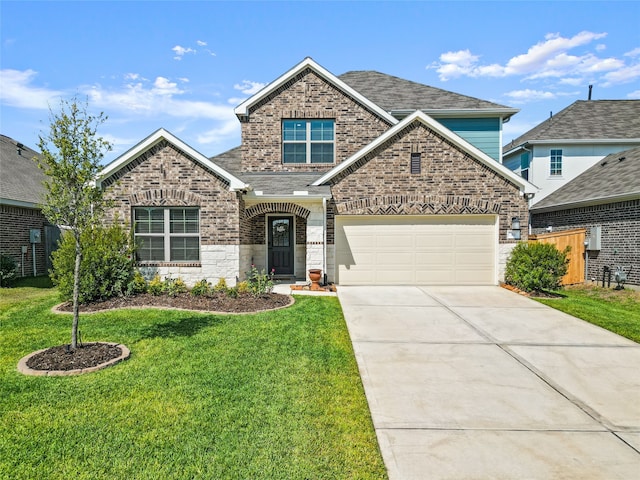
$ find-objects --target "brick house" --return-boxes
[99,58,536,286]
[531,146,640,286]
[0,134,60,277]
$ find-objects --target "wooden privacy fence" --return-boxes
[529,228,586,285]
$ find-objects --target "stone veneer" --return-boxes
[240,68,392,172]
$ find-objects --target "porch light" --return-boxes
[511,217,521,240]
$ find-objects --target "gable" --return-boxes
[234,57,396,124]
[98,129,247,191]
[236,67,394,173]
[314,111,536,195]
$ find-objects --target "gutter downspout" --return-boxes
[322,197,327,284]
[521,144,533,236]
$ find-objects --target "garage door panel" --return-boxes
[336,215,497,286]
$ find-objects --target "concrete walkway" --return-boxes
[338,286,640,479]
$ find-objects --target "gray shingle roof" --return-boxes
[338,70,516,114]
[504,100,640,151]
[0,134,47,206]
[210,145,242,176]
[241,172,330,197]
[530,146,640,211]
[210,147,329,196]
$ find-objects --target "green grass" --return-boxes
[0,283,387,480]
[535,285,640,343]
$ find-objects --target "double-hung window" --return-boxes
[282,120,334,164]
[550,149,562,176]
[134,207,200,262]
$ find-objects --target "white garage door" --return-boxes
[335,215,497,285]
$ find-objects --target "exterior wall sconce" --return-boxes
[511,217,521,240]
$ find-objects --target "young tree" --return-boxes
[36,98,112,350]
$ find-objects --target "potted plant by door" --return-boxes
[308,269,322,290]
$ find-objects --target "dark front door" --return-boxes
[268,216,294,276]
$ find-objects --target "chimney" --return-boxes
[588,85,593,100]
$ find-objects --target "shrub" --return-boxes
[226,286,239,299]
[0,254,18,287]
[213,278,228,294]
[127,270,148,295]
[148,275,164,296]
[163,276,187,297]
[191,279,211,297]
[505,242,570,293]
[236,281,249,295]
[51,223,135,303]
[245,266,275,298]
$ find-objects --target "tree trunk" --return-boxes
[71,236,82,350]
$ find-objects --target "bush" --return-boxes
[148,275,164,296]
[505,242,570,293]
[236,281,249,294]
[163,276,187,297]
[0,254,18,287]
[51,223,135,303]
[191,279,211,297]
[127,270,148,295]
[213,278,228,294]
[245,266,275,298]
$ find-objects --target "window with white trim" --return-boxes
[282,120,334,164]
[550,149,562,176]
[134,207,200,262]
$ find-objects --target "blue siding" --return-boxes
[436,118,501,161]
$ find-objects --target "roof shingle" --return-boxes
[0,134,47,206]
[338,70,515,114]
[504,100,640,151]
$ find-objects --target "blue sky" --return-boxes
[1,1,639,163]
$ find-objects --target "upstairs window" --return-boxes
[283,120,334,164]
[550,149,563,176]
[134,207,200,262]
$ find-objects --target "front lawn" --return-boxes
[535,284,640,343]
[0,283,387,479]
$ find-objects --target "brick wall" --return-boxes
[531,199,640,285]
[328,122,529,243]
[0,205,50,276]
[240,68,393,172]
[103,141,242,245]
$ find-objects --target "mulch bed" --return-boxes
[26,343,123,372]
[24,292,292,374]
[55,292,293,314]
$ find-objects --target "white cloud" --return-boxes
[504,89,556,103]
[196,118,240,146]
[83,75,235,123]
[172,45,196,60]
[601,62,640,86]
[627,89,640,99]
[596,44,607,52]
[0,69,63,109]
[233,80,265,95]
[429,31,634,85]
[625,47,640,57]
[196,40,207,47]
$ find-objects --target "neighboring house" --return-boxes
[503,100,640,205]
[0,134,60,277]
[99,57,535,286]
[530,146,640,286]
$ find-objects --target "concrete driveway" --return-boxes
[338,286,640,479]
